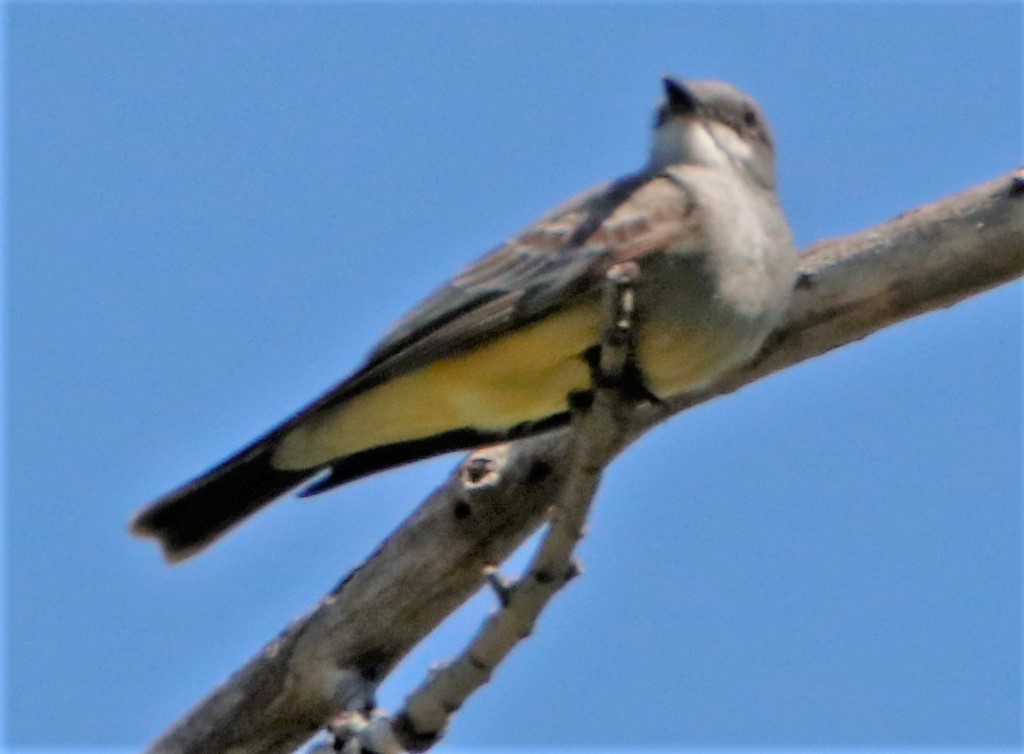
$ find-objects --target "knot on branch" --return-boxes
[459,445,508,488]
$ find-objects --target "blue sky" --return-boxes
[5,3,1021,751]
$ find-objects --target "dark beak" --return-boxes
[662,76,699,116]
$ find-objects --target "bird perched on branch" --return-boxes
[131,76,798,563]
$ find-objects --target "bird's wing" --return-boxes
[273,169,703,430]
[350,170,702,389]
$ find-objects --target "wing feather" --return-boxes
[269,169,702,433]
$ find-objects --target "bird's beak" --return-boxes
[662,76,699,116]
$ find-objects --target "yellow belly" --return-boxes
[638,318,741,398]
[272,300,743,471]
[273,300,601,469]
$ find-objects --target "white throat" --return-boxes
[648,119,753,175]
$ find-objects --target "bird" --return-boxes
[131,76,798,563]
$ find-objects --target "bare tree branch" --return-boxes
[143,168,1024,754]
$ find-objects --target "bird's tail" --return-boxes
[130,440,317,563]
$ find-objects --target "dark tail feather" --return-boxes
[130,441,316,563]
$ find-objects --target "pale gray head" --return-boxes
[649,76,778,191]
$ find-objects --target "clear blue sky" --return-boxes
[5,3,1021,752]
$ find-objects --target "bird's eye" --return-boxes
[742,108,758,128]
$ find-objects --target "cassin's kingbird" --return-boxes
[131,77,798,562]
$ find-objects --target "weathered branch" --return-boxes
[144,168,1024,754]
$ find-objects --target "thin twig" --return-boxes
[331,264,641,754]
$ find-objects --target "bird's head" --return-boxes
[649,77,778,191]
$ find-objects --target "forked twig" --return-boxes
[327,264,642,754]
